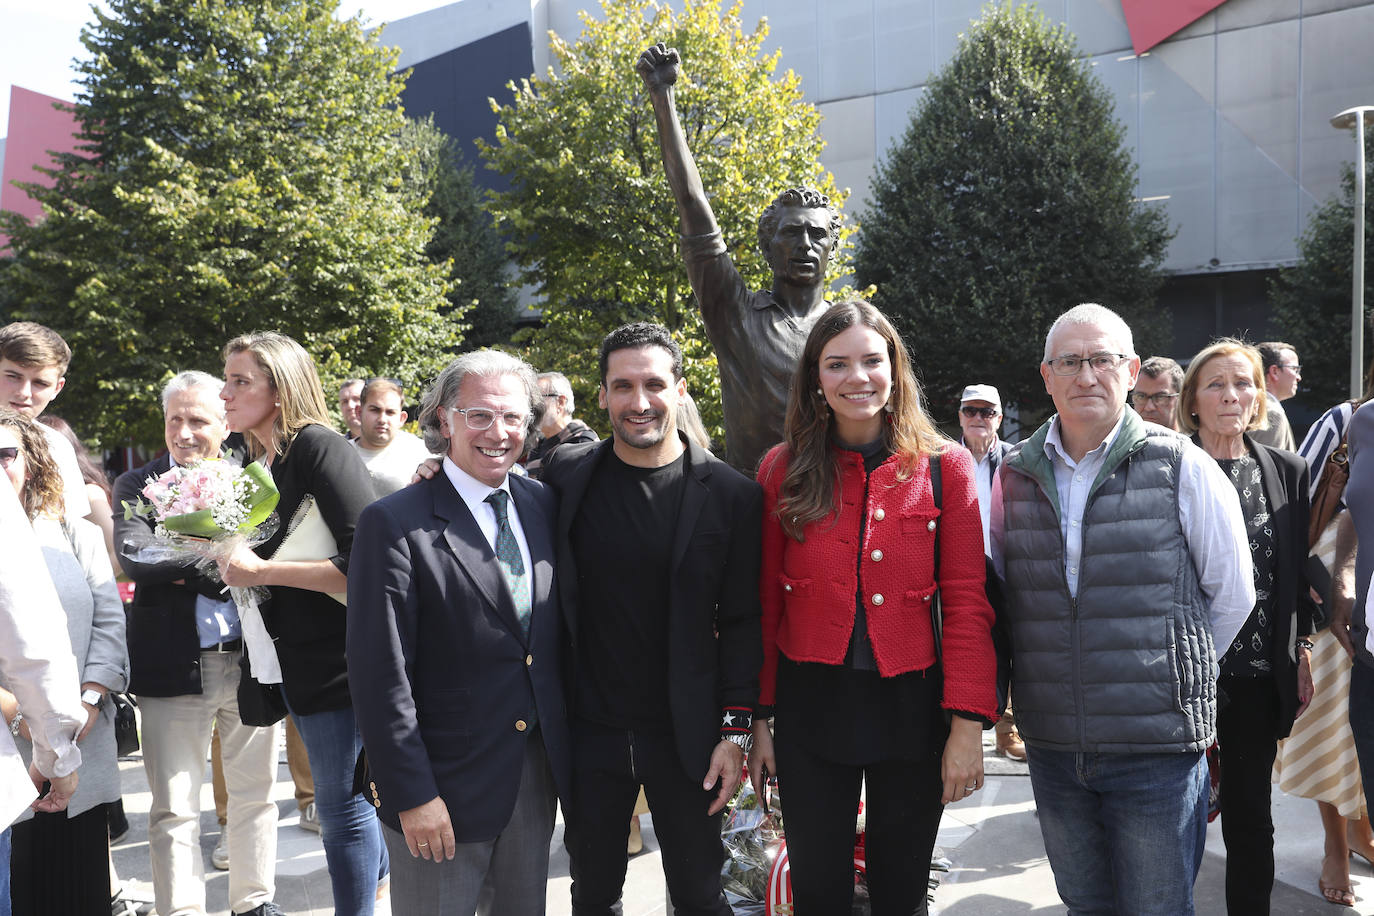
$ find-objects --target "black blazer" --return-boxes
[114,439,247,697]
[541,435,763,779]
[346,470,572,839]
[1248,436,1320,737]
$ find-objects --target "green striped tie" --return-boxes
[485,490,531,634]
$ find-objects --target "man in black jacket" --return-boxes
[114,371,282,916]
[541,323,762,916]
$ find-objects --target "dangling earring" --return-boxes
[884,401,894,414]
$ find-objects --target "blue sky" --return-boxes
[0,1,451,133]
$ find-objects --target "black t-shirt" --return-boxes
[571,448,687,730]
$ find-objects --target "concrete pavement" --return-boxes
[107,729,1369,914]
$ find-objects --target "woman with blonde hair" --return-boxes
[1179,338,1317,913]
[748,299,998,914]
[217,331,386,915]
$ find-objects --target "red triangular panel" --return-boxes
[1120,0,1229,55]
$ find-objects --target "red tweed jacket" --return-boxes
[756,443,999,721]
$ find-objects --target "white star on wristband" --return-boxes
[723,711,736,726]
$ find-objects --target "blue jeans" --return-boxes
[286,700,389,916]
[1350,661,1374,814]
[0,825,10,916]
[1026,746,1208,915]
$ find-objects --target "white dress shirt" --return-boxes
[0,485,86,826]
[991,412,1255,657]
[441,457,533,585]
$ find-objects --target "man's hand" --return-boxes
[398,796,456,862]
[29,763,77,814]
[747,719,776,813]
[411,457,443,485]
[702,739,744,816]
[636,43,680,93]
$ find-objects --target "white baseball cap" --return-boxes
[960,384,1001,412]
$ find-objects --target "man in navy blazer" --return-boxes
[347,350,571,916]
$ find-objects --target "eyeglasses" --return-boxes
[1045,353,1131,376]
[1279,363,1302,374]
[960,406,998,419]
[1132,392,1179,407]
[449,407,530,432]
[0,446,18,466]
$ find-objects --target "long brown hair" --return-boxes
[775,299,948,541]
[0,407,64,520]
[223,332,331,460]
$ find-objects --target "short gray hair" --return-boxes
[419,350,544,453]
[1043,303,1135,362]
[162,371,225,416]
[537,371,574,412]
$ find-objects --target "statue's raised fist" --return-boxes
[636,42,681,91]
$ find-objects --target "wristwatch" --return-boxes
[81,688,104,709]
[723,733,754,755]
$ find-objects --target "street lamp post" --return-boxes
[1332,106,1373,399]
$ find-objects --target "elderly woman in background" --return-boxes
[0,407,127,915]
[1179,339,1317,914]
[216,331,386,915]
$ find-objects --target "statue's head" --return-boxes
[757,188,842,289]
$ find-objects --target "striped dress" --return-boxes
[1272,401,1366,816]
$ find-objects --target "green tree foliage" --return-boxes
[1269,133,1374,410]
[399,116,520,352]
[479,0,851,439]
[0,0,456,449]
[854,4,1172,424]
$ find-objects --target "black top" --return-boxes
[570,448,687,731]
[251,423,375,714]
[1218,451,1278,677]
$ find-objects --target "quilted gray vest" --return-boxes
[1001,411,1217,753]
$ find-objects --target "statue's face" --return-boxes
[766,206,833,289]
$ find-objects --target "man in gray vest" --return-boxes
[990,303,1254,915]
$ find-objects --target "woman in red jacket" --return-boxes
[749,299,999,915]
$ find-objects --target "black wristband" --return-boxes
[720,706,753,739]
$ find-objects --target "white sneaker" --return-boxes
[211,832,229,870]
[299,802,321,834]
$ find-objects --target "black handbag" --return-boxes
[236,650,288,727]
[928,450,1013,723]
[111,692,139,757]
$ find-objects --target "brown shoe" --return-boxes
[996,728,1027,761]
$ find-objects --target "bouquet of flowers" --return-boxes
[122,456,283,682]
[125,458,278,539]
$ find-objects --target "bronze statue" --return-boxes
[637,42,841,473]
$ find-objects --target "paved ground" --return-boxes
[107,729,1374,914]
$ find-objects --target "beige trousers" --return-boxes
[140,651,280,915]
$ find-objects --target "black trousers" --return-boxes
[773,725,946,916]
[567,721,731,916]
[1216,675,1281,916]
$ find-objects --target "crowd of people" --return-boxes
[0,292,1371,916]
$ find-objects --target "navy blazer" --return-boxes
[345,469,571,839]
[541,435,763,780]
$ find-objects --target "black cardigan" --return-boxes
[1232,436,1320,738]
[251,423,375,715]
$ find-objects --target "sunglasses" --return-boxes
[0,446,18,466]
[961,406,998,419]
